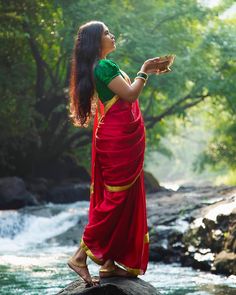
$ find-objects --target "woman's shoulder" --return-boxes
[94,59,120,80]
[95,59,119,70]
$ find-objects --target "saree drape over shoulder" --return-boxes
[81,62,149,276]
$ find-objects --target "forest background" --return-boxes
[1,0,236,186]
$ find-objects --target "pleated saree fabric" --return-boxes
[81,66,149,276]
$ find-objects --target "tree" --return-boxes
[0,0,235,177]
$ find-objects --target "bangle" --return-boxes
[135,71,148,86]
[134,76,147,86]
[137,71,148,80]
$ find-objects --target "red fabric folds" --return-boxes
[82,82,149,275]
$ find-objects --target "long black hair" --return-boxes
[69,21,104,127]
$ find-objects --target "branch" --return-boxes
[73,137,92,148]
[64,129,92,149]
[151,11,186,33]
[22,21,58,97]
[64,63,71,88]
[145,93,193,122]
[181,95,208,110]
[22,21,45,99]
[55,51,68,85]
[42,60,58,89]
[145,94,209,129]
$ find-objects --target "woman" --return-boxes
[68,20,169,287]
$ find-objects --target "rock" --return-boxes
[24,176,91,204]
[24,177,50,204]
[202,218,217,231]
[150,242,173,262]
[56,277,159,295]
[213,250,236,275]
[0,177,38,209]
[180,252,212,271]
[47,182,90,203]
[147,185,236,276]
[144,171,166,193]
[46,219,87,246]
[181,199,236,275]
[177,185,197,192]
[225,218,236,253]
[216,214,231,232]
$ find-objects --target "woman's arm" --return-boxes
[107,57,163,102]
[108,75,145,102]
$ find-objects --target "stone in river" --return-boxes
[56,277,160,295]
[0,177,38,209]
[212,250,236,275]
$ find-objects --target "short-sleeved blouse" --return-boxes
[94,59,124,103]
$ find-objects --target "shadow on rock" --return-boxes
[56,277,160,295]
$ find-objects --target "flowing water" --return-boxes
[0,201,235,295]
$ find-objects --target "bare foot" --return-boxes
[99,264,137,278]
[67,257,99,287]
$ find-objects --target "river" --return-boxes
[0,201,235,294]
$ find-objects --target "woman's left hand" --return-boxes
[140,57,161,74]
[156,68,172,75]
[140,57,172,75]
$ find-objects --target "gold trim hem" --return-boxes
[90,183,94,195]
[81,238,104,265]
[80,238,145,275]
[115,262,143,276]
[144,232,149,244]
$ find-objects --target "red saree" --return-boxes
[81,72,149,276]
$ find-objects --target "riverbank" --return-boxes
[147,185,236,276]
[0,175,235,278]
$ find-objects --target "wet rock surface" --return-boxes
[147,185,236,276]
[0,176,91,209]
[56,277,159,295]
[0,170,166,209]
[25,176,91,204]
[0,177,39,209]
[144,171,167,193]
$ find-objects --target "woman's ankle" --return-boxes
[73,247,87,262]
[102,259,115,268]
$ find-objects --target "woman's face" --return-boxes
[100,24,116,58]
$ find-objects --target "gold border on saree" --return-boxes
[144,232,149,243]
[104,168,142,192]
[80,237,148,276]
[80,238,104,265]
[90,183,94,195]
[103,95,119,114]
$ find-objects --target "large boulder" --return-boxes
[56,277,159,295]
[144,171,166,193]
[181,203,236,275]
[46,182,90,203]
[0,177,38,209]
[213,250,236,275]
[24,177,91,204]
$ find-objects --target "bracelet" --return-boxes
[137,71,148,80]
[134,76,147,86]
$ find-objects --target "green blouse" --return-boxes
[94,59,124,103]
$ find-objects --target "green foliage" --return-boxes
[0,0,235,177]
[194,106,236,172]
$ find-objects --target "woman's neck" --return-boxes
[100,51,107,59]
